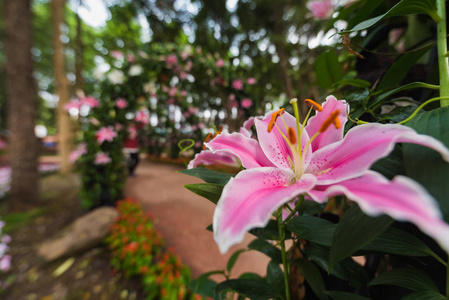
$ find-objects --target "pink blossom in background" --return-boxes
[198,123,205,130]
[0,221,4,231]
[89,118,100,126]
[247,77,257,85]
[195,141,202,148]
[64,99,81,111]
[115,123,123,131]
[115,98,127,109]
[229,94,236,101]
[241,98,253,108]
[169,86,178,97]
[0,140,7,150]
[307,0,333,19]
[0,255,11,272]
[1,235,11,244]
[185,60,193,72]
[183,112,190,118]
[135,110,150,124]
[110,50,124,59]
[191,125,197,131]
[96,126,118,144]
[166,54,178,67]
[162,85,169,93]
[81,96,100,108]
[127,54,135,63]
[167,99,175,105]
[232,79,243,90]
[69,142,87,163]
[180,51,189,60]
[181,90,188,97]
[138,50,149,59]
[229,100,238,109]
[179,71,188,80]
[94,152,111,165]
[216,59,225,68]
[188,107,199,114]
[196,46,202,54]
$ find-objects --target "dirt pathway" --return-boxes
[124,159,269,278]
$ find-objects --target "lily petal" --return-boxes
[305,95,348,151]
[239,117,255,138]
[206,132,274,169]
[187,150,240,169]
[307,123,449,185]
[214,167,316,253]
[308,171,449,252]
[256,111,312,170]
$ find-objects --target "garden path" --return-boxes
[123,158,269,278]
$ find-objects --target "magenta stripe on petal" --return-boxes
[308,171,449,252]
[213,168,316,253]
[308,123,449,185]
[206,132,274,169]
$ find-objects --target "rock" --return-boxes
[37,207,118,262]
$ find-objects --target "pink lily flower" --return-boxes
[241,98,253,109]
[96,126,118,144]
[94,152,111,165]
[203,96,449,254]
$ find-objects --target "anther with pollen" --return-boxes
[267,108,285,132]
[319,110,340,133]
[304,99,323,112]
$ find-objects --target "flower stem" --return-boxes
[398,97,449,124]
[278,211,291,300]
[436,0,449,106]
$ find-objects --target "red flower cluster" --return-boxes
[106,199,204,300]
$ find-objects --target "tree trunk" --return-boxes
[4,0,40,211]
[75,11,84,94]
[52,0,73,174]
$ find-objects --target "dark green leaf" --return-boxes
[334,79,371,89]
[249,219,288,240]
[297,200,325,216]
[293,258,328,300]
[286,215,336,246]
[323,290,372,300]
[377,106,418,123]
[369,268,438,292]
[371,151,405,180]
[178,167,234,185]
[329,205,393,269]
[214,279,281,300]
[184,183,224,204]
[189,270,224,297]
[403,106,449,223]
[248,238,282,264]
[401,290,446,300]
[314,51,344,89]
[266,260,285,297]
[348,0,440,32]
[227,249,247,273]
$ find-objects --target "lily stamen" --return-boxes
[305,99,323,112]
[267,108,285,133]
[288,127,297,145]
[319,110,340,133]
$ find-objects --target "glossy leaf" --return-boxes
[248,238,282,264]
[329,205,393,269]
[249,219,288,241]
[184,183,224,204]
[293,258,328,300]
[285,215,336,246]
[369,268,438,292]
[178,167,234,185]
[189,270,224,297]
[334,78,371,89]
[323,291,372,300]
[227,249,247,273]
[214,279,281,300]
[403,106,449,223]
[348,0,440,32]
[314,51,344,89]
[401,290,446,300]
[266,260,285,297]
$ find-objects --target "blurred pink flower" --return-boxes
[127,54,135,63]
[307,0,333,19]
[0,255,11,272]
[185,60,193,72]
[216,59,225,68]
[115,123,123,131]
[188,107,199,114]
[198,123,205,130]
[81,96,100,108]
[181,90,188,97]
[232,79,243,90]
[162,85,169,93]
[247,77,256,85]
[241,98,253,108]
[96,126,117,144]
[229,94,236,101]
[64,99,81,111]
[166,54,178,67]
[89,118,100,126]
[180,51,189,60]
[110,50,124,59]
[115,98,127,109]
[135,110,150,124]
[1,235,11,244]
[179,71,188,80]
[169,86,178,97]
[196,47,202,54]
[69,142,87,163]
[94,152,111,165]
[191,125,197,131]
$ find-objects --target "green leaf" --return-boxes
[285,215,336,246]
[348,0,440,32]
[248,238,282,264]
[266,261,285,297]
[227,249,247,273]
[401,290,446,300]
[362,226,438,257]
[370,149,405,180]
[334,79,371,89]
[377,106,417,123]
[249,219,287,240]
[293,258,328,300]
[214,279,281,300]
[189,277,218,297]
[378,44,433,90]
[323,290,372,300]
[184,183,224,204]
[369,268,438,292]
[329,205,393,269]
[370,82,439,110]
[403,106,449,223]
[314,51,344,89]
[178,167,234,185]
